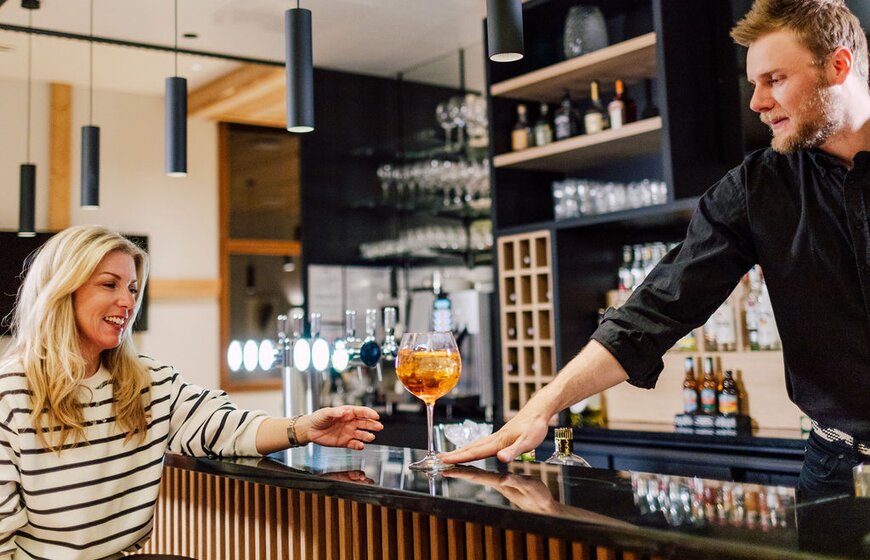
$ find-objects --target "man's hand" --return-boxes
[438,403,551,464]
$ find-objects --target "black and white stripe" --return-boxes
[0,356,267,559]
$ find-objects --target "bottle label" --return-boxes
[585,113,605,134]
[609,106,624,129]
[683,388,698,413]
[700,388,717,414]
[719,393,739,415]
[511,129,529,151]
[554,115,571,140]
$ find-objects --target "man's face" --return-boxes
[746,29,842,153]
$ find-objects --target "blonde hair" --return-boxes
[731,0,869,81]
[1,225,151,451]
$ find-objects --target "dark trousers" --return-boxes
[797,431,863,502]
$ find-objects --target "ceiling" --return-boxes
[0,0,487,96]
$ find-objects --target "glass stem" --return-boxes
[426,402,435,456]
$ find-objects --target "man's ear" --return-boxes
[828,46,853,85]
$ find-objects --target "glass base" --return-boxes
[409,452,454,472]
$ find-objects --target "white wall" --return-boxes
[1,77,282,416]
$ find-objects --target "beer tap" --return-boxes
[309,312,330,373]
[381,306,399,362]
[360,308,382,368]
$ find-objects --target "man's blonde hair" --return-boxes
[1,225,151,451]
[731,0,869,81]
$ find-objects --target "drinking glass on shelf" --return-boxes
[395,332,462,472]
[436,102,455,152]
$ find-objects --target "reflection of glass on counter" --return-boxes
[631,471,795,531]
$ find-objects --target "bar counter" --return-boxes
[137,445,870,560]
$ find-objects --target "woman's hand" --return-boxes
[296,405,383,450]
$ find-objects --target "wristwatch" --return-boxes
[286,415,303,447]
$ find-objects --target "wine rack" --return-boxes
[498,230,557,422]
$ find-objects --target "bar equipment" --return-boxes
[274,310,320,418]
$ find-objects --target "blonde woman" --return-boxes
[0,224,383,559]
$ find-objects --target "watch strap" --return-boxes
[286,415,303,447]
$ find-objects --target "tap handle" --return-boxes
[365,308,378,338]
[277,314,289,339]
[309,312,322,338]
[290,309,305,338]
[383,306,397,334]
[345,310,357,339]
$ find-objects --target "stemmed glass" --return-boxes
[395,332,462,472]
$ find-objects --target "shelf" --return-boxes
[493,117,661,171]
[349,199,492,222]
[553,196,698,230]
[490,32,657,104]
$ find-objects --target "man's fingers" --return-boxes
[439,434,503,464]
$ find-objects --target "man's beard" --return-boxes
[765,75,842,153]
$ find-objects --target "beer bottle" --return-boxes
[682,357,699,414]
[719,370,740,416]
[700,357,718,415]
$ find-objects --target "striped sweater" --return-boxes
[0,355,268,559]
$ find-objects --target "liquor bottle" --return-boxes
[554,89,580,140]
[533,103,554,147]
[544,427,591,467]
[743,267,762,351]
[581,393,606,427]
[719,370,740,416]
[616,245,634,306]
[584,80,609,134]
[757,270,781,351]
[640,79,660,119]
[630,244,645,289]
[700,357,718,415]
[511,104,532,151]
[716,295,738,351]
[608,80,626,129]
[682,356,699,414]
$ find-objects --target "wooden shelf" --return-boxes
[493,117,662,171]
[490,32,657,104]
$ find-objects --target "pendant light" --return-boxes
[18,7,37,238]
[81,0,99,209]
[165,0,187,176]
[284,0,314,133]
[487,0,524,62]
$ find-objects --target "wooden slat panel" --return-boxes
[571,542,592,560]
[622,552,642,560]
[148,278,220,300]
[366,503,383,560]
[412,512,430,560]
[48,82,71,230]
[484,526,503,560]
[289,490,302,560]
[547,537,567,560]
[338,498,353,560]
[465,522,484,560]
[527,533,546,559]
[351,501,367,560]
[324,496,340,560]
[313,493,327,559]
[300,491,313,559]
[226,238,302,256]
[505,530,523,560]
[596,546,618,560]
[446,518,465,560]
[429,515,447,560]
[382,507,400,560]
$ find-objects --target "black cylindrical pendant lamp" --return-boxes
[487,0,524,62]
[81,125,100,209]
[18,164,36,238]
[284,7,314,133]
[165,76,187,176]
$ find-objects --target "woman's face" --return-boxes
[72,250,138,371]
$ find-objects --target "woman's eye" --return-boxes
[129,287,139,295]
[104,282,116,289]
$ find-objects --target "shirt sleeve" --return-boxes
[165,367,269,457]
[591,165,757,389]
[0,418,26,557]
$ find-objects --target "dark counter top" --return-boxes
[166,444,868,560]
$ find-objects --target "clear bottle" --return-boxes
[630,244,645,289]
[757,269,781,351]
[533,103,554,147]
[743,267,762,351]
[554,89,580,140]
[616,245,634,306]
[584,79,609,134]
[511,104,532,151]
[608,79,627,129]
[545,427,591,467]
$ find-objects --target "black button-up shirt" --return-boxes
[592,147,870,439]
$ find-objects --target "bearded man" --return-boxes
[441,0,870,502]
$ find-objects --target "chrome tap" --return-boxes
[381,306,399,362]
[360,308,382,368]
